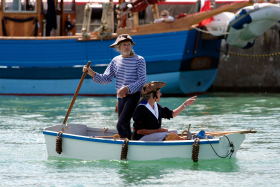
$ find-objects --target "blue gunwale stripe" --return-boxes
[43,131,219,146]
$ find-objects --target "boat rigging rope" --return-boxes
[192,138,200,162]
[207,135,235,159]
[121,138,129,160]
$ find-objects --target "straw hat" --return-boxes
[110,34,135,48]
[142,81,166,95]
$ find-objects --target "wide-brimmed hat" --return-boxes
[142,81,166,95]
[110,34,135,48]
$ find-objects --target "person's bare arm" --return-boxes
[163,17,173,22]
[172,96,197,117]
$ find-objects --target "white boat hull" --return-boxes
[43,124,245,161]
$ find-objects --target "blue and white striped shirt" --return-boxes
[92,54,146,95]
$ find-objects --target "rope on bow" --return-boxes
[207,135,235,159]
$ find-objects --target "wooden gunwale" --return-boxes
[0,34,118,40]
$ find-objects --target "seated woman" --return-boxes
[133,81,196,141]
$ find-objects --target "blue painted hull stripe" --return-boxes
[43,131,219,146]
[0,59,219,79]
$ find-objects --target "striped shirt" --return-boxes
[92,54,146,95]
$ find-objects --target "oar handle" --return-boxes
[205,130,257,135]
[63,61,91,124]
[206,130,257,136]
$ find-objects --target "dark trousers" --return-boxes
[117,92,140,139]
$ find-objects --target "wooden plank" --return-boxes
[205,130,257,135]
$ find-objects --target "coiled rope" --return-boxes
[120,138,129,160]
[207,135,235,159]
[192,138,200,162]
[55,126,70,154]
[56,131,63,154]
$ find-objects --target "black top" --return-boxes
[132,100,173,140]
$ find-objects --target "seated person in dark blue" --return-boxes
[133,81,197,141]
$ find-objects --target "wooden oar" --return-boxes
[206,130,257,136]
[62,61,91,124]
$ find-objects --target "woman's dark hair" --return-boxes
[153,89,159,99]
[137,88,160,105]
[152,89,160,99]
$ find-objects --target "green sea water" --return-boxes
[0,93,279,186]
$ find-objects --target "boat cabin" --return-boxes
[0,0,76,36]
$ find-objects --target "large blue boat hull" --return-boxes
[0,30,221,96]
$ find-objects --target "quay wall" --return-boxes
[212,26,280,93]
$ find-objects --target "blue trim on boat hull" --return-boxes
[43,131,219,146]
[0,57,219,79]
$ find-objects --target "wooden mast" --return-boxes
[117,0,126,28]
[110,0,115,32]
[151,4,159,20]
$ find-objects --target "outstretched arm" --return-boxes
[172,96,197,117]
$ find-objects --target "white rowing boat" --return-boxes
[43,61,256,162]
[43,123,256,162]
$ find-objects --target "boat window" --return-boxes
[4,0,36,12]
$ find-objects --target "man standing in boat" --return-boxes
[83,34,146,140]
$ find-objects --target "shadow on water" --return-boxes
[117,158,240,185]
[45,156,240,184]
